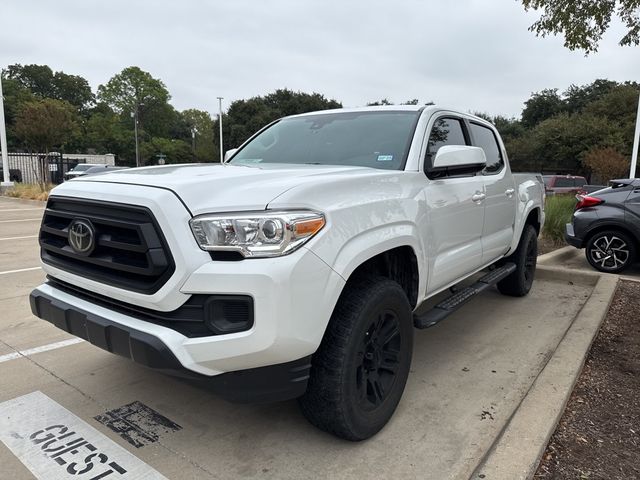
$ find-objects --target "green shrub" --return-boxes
[543,194,577,243]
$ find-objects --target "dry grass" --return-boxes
[2,183,53,201]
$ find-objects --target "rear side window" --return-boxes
[470,123,504,175]
[555,177,573,187]
[426,117,467,161]
[574,177,587,187]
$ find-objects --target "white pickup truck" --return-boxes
[30,106,544,440]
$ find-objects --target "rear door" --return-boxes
[469,122,516,262]
[421,115,486,293]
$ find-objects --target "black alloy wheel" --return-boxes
[355,310,402,411]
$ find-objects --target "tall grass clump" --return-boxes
[3,183,53,201]
[542,194,577,244]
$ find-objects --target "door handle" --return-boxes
[472,192,486,203]
[505,188,515,198]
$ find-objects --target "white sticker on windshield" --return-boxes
[377,155,393,162]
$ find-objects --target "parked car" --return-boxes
[566,178,640,273]
[543,175,588,195]
[30,106,545,440]
[64,163,109,180]
[0,167,22,183]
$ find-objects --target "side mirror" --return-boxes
[429,145,486,177]
[223,148,238,162]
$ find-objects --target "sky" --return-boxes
[1,0,639,119]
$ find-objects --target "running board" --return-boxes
[413,263,516,329]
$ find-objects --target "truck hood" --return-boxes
[71,163,393,215]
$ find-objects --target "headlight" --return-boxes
[189,210,325,258]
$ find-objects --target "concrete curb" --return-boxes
[470,272,619,480]
[537,246,576,265]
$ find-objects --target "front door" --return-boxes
[421,116,486,293]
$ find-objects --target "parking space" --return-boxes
[0,196,603,479]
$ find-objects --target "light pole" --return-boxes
[0,75,13,188]
[217,97,224,163]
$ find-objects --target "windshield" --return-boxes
[230,111,421,170]
[71,164,93,172]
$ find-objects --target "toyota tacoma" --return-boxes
[30,106,544,440]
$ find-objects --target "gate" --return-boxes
[48,154,81,184]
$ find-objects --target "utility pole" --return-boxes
[191,128,196,162]
[217,97,224,163]
[0,75,13,188]
[131,102,143,168]
[630,93,640,178]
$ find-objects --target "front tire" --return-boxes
[298,276,413,441]
[497,224,538,297]
[585,230,636,273]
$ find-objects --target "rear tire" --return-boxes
[298,276,413,441]
[585,230,636,273]
[497,225,538,297]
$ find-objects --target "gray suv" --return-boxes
[566,178,640,273]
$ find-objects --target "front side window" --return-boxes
[230,111,420,171]
[426,118,467,157]
[470,123,504,175]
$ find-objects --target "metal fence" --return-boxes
[0,153,84,185]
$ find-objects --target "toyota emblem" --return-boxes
[68,219,95,255]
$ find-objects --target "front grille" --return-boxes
[40,196,175,294]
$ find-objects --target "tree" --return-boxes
[13,99,79,187]
[181,109,215,161]
[529,112,625,174]
[367,98,393,106]
[521,0,640,54]
[97,66,170,116]
[141,137,191,164]
[582,147,630,183]
[14,99,79,151]
[5,64,94,110]
[563,79,618,113]
[521,88,565,127]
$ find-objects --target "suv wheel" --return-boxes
[298,276,413,441]
[586,230,636,273]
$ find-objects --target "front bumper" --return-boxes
[32,244,345,373]
[30,288,312,403]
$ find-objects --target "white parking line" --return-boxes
[0,218,42,223]
[0,208,45,212]
[0,235,38,241]
[0,338,85,364]
[0,266,42,275]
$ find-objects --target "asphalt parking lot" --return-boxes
[0,195,606,479]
